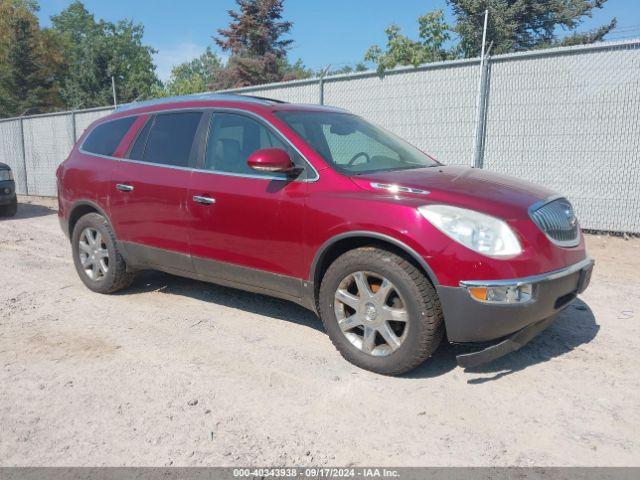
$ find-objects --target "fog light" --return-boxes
[2,188,9,194]
[466,284,532,304]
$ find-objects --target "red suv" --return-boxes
[57,94,593,375]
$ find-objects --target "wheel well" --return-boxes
[313,236,435,300]
[68,204,99,237]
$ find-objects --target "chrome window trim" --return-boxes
[78,152,299,180]
[528,195,581,248]
[77,150,124,163]
[190,166,302,181]
[79,106,320,183]
[114,157,195,172]
[460,257,594,288]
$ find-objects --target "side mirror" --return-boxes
[247,148,296,174]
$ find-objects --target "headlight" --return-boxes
[0,169,12,181]
[466,284,532,304]
[418,204,522,257]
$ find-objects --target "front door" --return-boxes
[188,111,308,298]
[109,111,203,272]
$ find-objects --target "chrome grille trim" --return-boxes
[460,257,593,287]
[529,195,580,247]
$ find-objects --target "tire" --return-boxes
[0,200,17,217]
[319,247,443,375]
[71,212,135,294]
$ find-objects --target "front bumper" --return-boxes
[455,315,559,368]
[0,179,16,206]
[437,257,594,345]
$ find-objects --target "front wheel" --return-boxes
[71,212,135,293]
[319,247,444,375]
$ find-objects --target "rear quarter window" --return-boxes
[82,117,137,156]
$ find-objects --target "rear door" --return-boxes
[109,110,204,273]
[188,111,309,298]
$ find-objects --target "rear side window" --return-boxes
[129,112,202,167]
[82,117,136,156]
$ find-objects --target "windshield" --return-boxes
[275,111,439,174]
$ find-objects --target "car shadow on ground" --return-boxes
[3,201,57,220]
[406,299,599,382]
[126,271,599,381]
[126,270,324,332]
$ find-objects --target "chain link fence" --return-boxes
[0,39,638,232]
[0,107,114,196]
[225,39,640,234]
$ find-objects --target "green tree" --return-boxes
[366,2,616,73]
[280,58,314,81]
[51,0,159,108]
[365,10,455,74]
[0,0,64,117]
[449,0,617,57]
[106,19,160,103]
[315,63,369,77]
[214,0,295,87]
[152,47,224,97]
[329,63,368,75]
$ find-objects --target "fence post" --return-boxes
[319,76,325,105]
[472,56,491,169]
[18,116,28,195]
[71,110,77,143]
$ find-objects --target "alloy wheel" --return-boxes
[78,227,109,281]
[333,271,409,356]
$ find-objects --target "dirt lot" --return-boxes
[1,196,639,467]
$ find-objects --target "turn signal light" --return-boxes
[468,287,488,301]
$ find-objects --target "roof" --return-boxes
[115,92,348,114]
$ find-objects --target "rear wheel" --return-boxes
[319,247,443,375]
[71,213,134,293]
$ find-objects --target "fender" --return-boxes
[63,199,112,239]
[310,230,440,287]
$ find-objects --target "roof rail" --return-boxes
[115,92,287,112]
[234,94,287,104]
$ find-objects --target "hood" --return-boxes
[350,166,556,220]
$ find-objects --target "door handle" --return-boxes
[116,183,134,192]
[193,195,216,205]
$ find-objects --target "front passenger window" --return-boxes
[204,113,292,176]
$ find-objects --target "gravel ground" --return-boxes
[1,196,639,467]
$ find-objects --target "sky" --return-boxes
[37,0,638,82]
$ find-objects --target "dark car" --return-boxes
[0,162,17,217]
[56,94,592,375]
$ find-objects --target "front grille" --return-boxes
[530,197,579,247]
